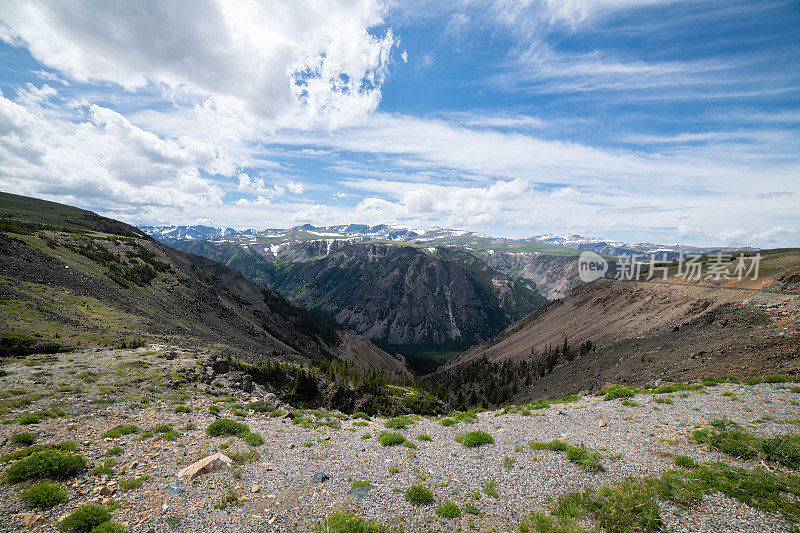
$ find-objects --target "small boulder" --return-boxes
[251,485,261,493]
[177,452,233,481]
[311,472,330,484]
[598,420,607,428]
[212,359,230,375]
[20,513,45,527]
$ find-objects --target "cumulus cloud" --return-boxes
[0,0,396,129]
[0,88,224,213]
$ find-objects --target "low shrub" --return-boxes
[242,432,264,446]
[5,450,87,483]
[405,485,434,505]
[10,432,37,445]
[206,418,249,437]
[417,434,432,441]
[384,415,413,430]
[435,500,461,518]
[57,503,111,532]
[603,386,636,401]
[439,418,456,426]
[378,432,406,446]
[455,431,494,448]
[20,480,68,508]
[102,425,139,439]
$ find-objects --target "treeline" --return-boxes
[426,339,595,410]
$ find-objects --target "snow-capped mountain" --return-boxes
[526,234,757,258]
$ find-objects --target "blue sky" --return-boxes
[0,0,798,246]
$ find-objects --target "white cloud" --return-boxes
[0,0,396,129]
[0,88,223,213]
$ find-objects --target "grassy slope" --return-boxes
[0,192,404,375]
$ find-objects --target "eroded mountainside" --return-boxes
[0,192,404,376]
[434,249,800,404]
[173,238,548,350]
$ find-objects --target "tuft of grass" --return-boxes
[455,430,494,448]
[101,425,139,439]
[351,480,371,488]
[166,515,182,529]
[120,475,150,491]
[206,418,249,437]
[142,424,179,440]
[20,480,68,508]
[417,434,432,441]
[503,456,516,469]
[88,522,125,533]
[529,440,567,452]
[351,412,371,421]
[228,449,260,465]
[462,501,481,515]
[105,446,124,456]
[484,480,499,498]
[173,405,191,413]
[315,512,391,532]
[5,450,87,483]
[92,458,116,476]
[10,432,37,445]
[405,485,434,505]
[439,417,456,426]
[57,503,111,532]
[384,415,413,429]
[378,432,406,446]
[674,455,698,469]
[435,500,461,518]
[566,444,605,473]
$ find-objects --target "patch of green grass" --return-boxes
[206,418,249,437]
[142,424,179,440]
[213,489,241,510]
[621,400,639,407]
[603,386,636,401]
[57,503,111,532]
[503,456,516,469]
[529,440,568,452]
[519,513,584,533]
[351,411,371,421]
[361,433,372,440]
[453,411,478,423]
[565,444,604,473]
[674,455,698,469]
[4,450,87,483]
[653,397,673,404]
[208,405,220,415]
[462,501,481,515]
[102,425,139,438]
[242,431,264,446]
[10,432,37,445]
[484,479,499,498]
[166,515,182,529]
[455,430,494,448]
[228,449,260,464]
[417,434,432,441]
[173,405,191,413]
[92,458,116,476]
[105,446,124,456]
[120,475,150,491]
[436,500,461,518]
[439,417,456,426]
[405,485,434,505]
[351,480,371,488]
[90,521,125,533]
[315,512,391,532]
[692,418,800,468]
[378,432,406,446]
[20,480,68,508]
[384,415,413,429]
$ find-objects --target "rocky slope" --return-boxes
[435,249,800,403]
[0,345,798,532]
[172,238,548,351]
[0,192,404,376]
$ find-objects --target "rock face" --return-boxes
[177,453,233,481]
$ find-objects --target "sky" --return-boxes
[0,0,798,247]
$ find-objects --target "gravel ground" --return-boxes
[1,347,798,532]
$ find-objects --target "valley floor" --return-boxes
[1,346,799,532]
